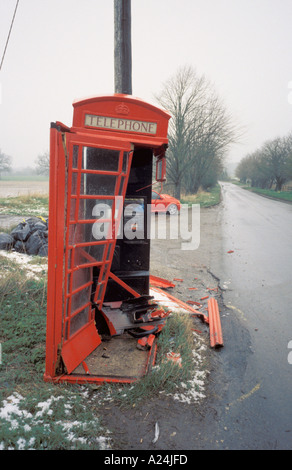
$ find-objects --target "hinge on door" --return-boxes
[55,343,66,375]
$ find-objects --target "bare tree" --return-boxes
[236,150,272,188]
[262,136,292,191]
[186,92,236,193]
[0,149,12,179]
[35,151,50,176]
[285,132,292,179]
[236,132,292,190]
[156,66,238,198]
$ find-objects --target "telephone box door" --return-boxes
[46,129,133,377]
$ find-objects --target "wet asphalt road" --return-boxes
[209,183,292,450]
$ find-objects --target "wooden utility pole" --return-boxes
[114,0,132,95]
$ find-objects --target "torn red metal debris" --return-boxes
[150,287,202,315]
[208,298,224,348]
[149,275,175,289]
[200,296,209,301]
[82,361,90,375]
[192,313,209,324]
[227,250,234,253]
[173,278,184,282]
[166,352,182,367]
[137,334,155,351]
[191,328,202,334]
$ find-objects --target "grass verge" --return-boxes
[231,181,292,203]
[247,187,292,202]
[181,184,221,208]
[0,194,49,216]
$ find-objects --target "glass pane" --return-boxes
[70,306,90,336]
[68,245,105,268]
[78,198,113,221]
[71,173,78,195]
[69,222,113,245]
[72,267,91,292]
[72,145,79,168]
[68,223,87,245]
[70,198,76,221]
[122,152,128,172]
[80,173,117,196]
[118,177,125,196]
[83,147,120,172]
[70,285,91,313]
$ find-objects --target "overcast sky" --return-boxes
[0,0,292,171]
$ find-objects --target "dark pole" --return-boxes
[114,0,132,95]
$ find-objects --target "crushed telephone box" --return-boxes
[44,94,171,384]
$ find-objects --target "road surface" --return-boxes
[209,182,292,449]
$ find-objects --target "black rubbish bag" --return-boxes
[10,222,31,242]
[25,230,46,255]
[0,233,14,250]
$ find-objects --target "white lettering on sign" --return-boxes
[84,114,157,135]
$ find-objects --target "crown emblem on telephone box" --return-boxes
[115,103,130,115]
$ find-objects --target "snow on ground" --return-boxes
[149,288,209,403]
[0,249,47,280]
[170,332,208,404]
[0,392,111,450]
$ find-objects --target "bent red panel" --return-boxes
[208,298,224,348]
[61,320,101,374]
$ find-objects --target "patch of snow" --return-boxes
[0,392,111,450]
[167,332,209,404]
[0,393,33,428]
[0,249,47,280]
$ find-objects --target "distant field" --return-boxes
[0,180,49,198]
[2,175,49,182]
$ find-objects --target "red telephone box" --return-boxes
[44,94,171,384]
